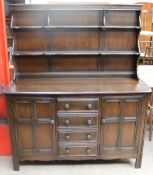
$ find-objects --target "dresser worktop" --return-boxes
[4,77,151,95]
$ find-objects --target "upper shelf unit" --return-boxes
[11,6,141,55]
[11,9,140,29]
[11,4,141,79]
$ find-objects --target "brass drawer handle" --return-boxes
[87,134,92,140]
[65,119,70,126]
[65,148,70,155]
[86,148,91,154]
[64,103,70,109]
[87,119,92,125]
[87,103,92,109]
[65,134,70,140]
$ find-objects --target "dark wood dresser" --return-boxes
[3,3,151,170]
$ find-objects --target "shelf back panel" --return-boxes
[51,10,101,26]
[14,55,137,75]
[13,11,47,26]
[105,10,139,26]
[14,29,138,52]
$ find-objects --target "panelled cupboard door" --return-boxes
[9,97,56,157]
[100,95,143,156]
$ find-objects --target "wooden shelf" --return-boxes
[101,26,140,29]
[16,71,135,78]
[12,25,140,30]
[102,51,139,55]
[13,51,139,56]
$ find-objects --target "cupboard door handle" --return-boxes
[87,103,92,109]
[65,148,70,155]
[87,119,92,125]
[65,119,70,126]
[87,134,92,140]
[64,103,70,109]
[86,148,91,154]
[50,119,55,124]
[65,134,70,140]
[102,118,106,124]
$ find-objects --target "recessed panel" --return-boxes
[53,29,99,51]
[101,123,118,149]
[13,11,47,26]
[35,102,51,118]
[14,30,46,51]
[104,99,120,117]
[17,124,33,149]
[105,10,139,26]
[52,56,97,72]
[15,56,48,73]
[102,29,138,51]
[51,10,100,26]
[35,124,54,149]
[103,55,137,72]
[14,102,33,119]
[124,100,139,117]
[121,122,136,147]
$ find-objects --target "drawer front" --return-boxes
[58,113,98,127]
[59,145,97,157]
[57,97,99,112]
[58,130,98,142]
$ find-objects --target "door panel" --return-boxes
[35,124,54,149]
[102,123,118,148]
[10,97,55,156]
[100,95,142,155]
[124,99,138,117]
[13,101,33,119]
[104,99,121,118]
[121,122,136,147]
[35,101,54,119]
[17,123,33,149]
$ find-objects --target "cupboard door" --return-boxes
[10,97,56,156]
[100,96,143,156]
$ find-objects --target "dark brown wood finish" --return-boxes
[4,4,151,170]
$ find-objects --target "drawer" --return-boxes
[58,129,98,142]
[59,145,97,157]
[57,97,99,112]
[58,113,98,128]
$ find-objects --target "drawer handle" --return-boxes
[64,104,70,109]
[87,119,92,125]
[87,134,92,140]
[86,148,91,154]
[65,119,70,126]
[65,148,70,155]
[87,103,92,109]
[65,134,70,140]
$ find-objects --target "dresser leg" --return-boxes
[135,155,142,168]
[148,116,153,141]
[13,157,19,171]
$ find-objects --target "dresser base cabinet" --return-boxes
[6,94,148,170]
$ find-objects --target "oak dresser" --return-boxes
[3,3,151,170]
